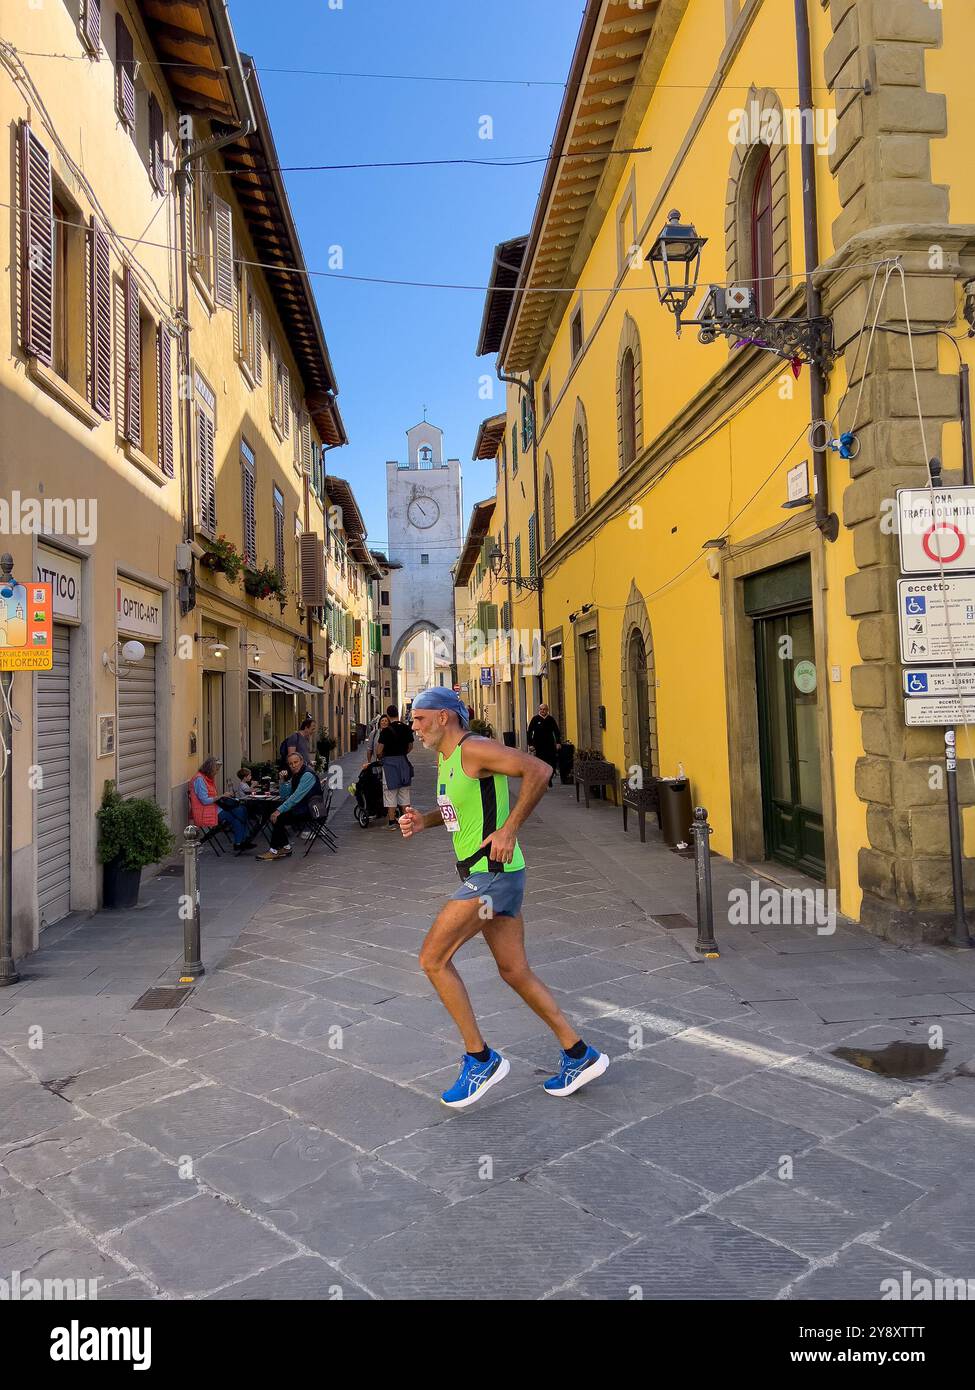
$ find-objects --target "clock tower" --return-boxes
[385,419,463,707]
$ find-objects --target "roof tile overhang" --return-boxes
[138,0,238,121]
[218,59,347,448]
[472,413,506,461]
[476,237,528,356]
[455,498,497,586]
[499,0,671,376]
[325,476,367,543]
[137,4,347,450]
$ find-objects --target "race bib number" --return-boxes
[437,794,460,833]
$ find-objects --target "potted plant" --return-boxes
[243,563,286,602]
[97,781,175,910]
[199,535,245,583]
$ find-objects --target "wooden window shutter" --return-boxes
[81,0,101,56]
[157,325,174,477]
[115,16,136,129]
[273,489,285,576]
[300,532,326,608]
[241,453,256,564]
[233,263,242,357]
[251,294,263,384]
[197,400,216,534]
[148,92,164,192]
[212,196,233,308]
[528,513,537,577]
[281,365,290,437]
[19,123,55,365]
[89,216,112,416]
[303,415,313,476]
[122,265,142,448]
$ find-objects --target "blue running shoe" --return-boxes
[441,1049,510,1109]
[543,1045,609,1097]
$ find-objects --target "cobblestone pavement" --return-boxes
[3,747,975,1300]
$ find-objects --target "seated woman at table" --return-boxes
[189,758,255,854]
[258,749,319,861]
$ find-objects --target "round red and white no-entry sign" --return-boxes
[921,523,966,565]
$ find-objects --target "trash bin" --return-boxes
[503,730,516,748]
[558,743,575,785]
[657,777,692,847]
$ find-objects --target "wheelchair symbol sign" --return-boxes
[905,595,926,615]
[906,672,929,694]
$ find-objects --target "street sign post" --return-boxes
[904,696,975,726]
[903,668,975,697]
[0,578,53,671]
[897,486,975,574]
[898,577,975,662]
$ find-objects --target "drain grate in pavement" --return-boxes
[653,913,696,931]
[131,986,194,1011]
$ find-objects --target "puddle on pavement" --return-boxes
[831,1041,947,1079]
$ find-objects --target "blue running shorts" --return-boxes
[451,869,526,919]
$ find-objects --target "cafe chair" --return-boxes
[186,790,234,857]
[299,791,337,856]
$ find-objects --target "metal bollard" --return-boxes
[690,806,720,958]
[180,825,205,980]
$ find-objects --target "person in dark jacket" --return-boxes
[527,704,562,787]
[259,750,319,860]
[377,714,414,828]
[278,717,315,774]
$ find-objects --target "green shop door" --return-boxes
[746,560,825,879]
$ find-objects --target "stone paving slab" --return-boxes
[338,1181,629,1300]
[108,1192,295,1297]
[38,1146,193,1235]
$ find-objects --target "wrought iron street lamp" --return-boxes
[646,209,707,335]
[646,206,835,375]
[489,543,540,593]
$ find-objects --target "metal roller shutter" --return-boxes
[36,626,71,926]
[118,643,157,801]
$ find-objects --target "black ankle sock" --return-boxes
[467,1046,491,1063]
[565,1038,587,1060]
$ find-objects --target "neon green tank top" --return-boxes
[437,735,526,875]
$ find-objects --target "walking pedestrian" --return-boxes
[361,714,390,767]
[527,703,562,787]
[377,709,414,829]
[399,687,608,1108]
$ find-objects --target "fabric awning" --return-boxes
[247,672,321,696]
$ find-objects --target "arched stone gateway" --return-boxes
[620,580,658,779]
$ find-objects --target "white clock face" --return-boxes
[407,496,440,529]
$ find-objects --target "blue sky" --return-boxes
[228,0,583,548]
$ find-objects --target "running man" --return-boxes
[400,687,608,1109]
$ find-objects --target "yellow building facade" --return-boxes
[481,0,975,940]
[0,1,362,957]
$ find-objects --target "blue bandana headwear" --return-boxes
[411,687,470,728]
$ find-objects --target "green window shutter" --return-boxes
[511,424,518,475]
[528,513,537,577]
[514,534,522,578]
